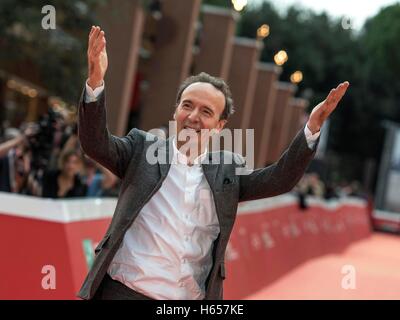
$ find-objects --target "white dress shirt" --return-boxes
[84,82,320,299]
[108,138,220,299]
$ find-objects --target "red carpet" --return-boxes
[245,232,400,300]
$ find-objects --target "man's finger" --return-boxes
[336,82,349,93]
[325,82,350,113]
[327,92,340,111]
[92,35,106,58]
[94,39,106,56]
[94,27,103,42]
[94,30,104,45]
[89,25,95,38]
[327,82,349,105]
[89,26,101,50]
[92,31,105,55]
[91,26,100,41]
[335,82,349,102]
[325,89,336,104]
[339,81,350,88]
[88,27,95,54]
[91,30,103,53]
[88,26,100,51]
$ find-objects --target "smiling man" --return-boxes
[171,75,232,164]
[77,26,349,300]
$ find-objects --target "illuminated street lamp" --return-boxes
[257,24,270,39]
[28,89,38,98]
[274,50,288,66]
[231,0,247,12]
[290,71,303,84]
[6,80,16,89]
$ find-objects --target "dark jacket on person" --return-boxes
[0,154,11,192]
[42,170,87,199]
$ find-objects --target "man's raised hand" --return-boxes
[87,26,108,90]
[307,81,350,134]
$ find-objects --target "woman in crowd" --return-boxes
[41,150,87,198]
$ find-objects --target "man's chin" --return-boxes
[177,129,212,144]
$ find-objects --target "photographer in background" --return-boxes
[0,126,35,194]
[25,108,81,197]
[41,150,87,199]
[0,106,85,197]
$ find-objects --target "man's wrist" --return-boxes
[306,121,320,135]
[87,78,104,91]
[304,124,320,150]
[85,80,104,102]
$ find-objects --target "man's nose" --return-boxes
[188,108,200,121]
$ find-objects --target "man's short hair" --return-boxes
[175,72,235,120]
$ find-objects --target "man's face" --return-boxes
[174,82,227,141]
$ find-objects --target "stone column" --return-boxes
[226,38,263,131]
[97,0,145,136]
[249,63,282,168]
[287,97,309,145]
[140,0,202,131]
[277,94,303,155]
[266,82,296,163]
[193,5,239,79]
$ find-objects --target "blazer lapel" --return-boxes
[201,161,219,188]
[158,141,220,190]
[201,153,222,222]
[157,137,173,179]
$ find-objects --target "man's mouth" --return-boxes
[183,126,201,133]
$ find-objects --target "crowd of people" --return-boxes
[0,108,119,199]
[297,173,367,199]
[294,172,368,210]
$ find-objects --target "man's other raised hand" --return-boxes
[87,26,108,90]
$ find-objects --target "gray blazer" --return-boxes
[77,87,318,300]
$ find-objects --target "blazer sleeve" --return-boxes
[78,86,136,179]
[238,126,319,202]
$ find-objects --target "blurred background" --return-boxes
[0,0,400,300]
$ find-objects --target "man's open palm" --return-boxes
[307,81,350,133]
[87,26,108,90]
